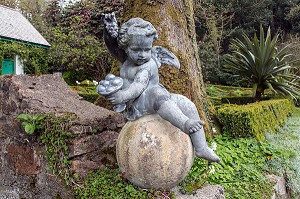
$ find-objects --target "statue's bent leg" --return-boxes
[169,94,220,163]
[147,89,220,162]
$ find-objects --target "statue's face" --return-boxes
[126,35,153,66]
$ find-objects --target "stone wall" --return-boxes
[0,75,125,199]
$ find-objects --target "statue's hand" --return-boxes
[106,91,124,105]
[103,12,118,38]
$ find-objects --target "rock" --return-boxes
[172,185,225,199]
[116,114,194,189]
[72,160,99,178]
[267,174,288,199]
[0,74,125,198]
[5,144,40,175]
[69,130,119,157]
[0,189,19,199]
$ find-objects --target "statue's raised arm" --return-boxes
[103,12,127,63]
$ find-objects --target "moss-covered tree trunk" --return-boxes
[119,0,212,134]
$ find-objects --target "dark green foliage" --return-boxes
[46,22,111,81]
[79,93,99,103]
[70,85,99,103]
[216,98,295,139]
[180,135,275,198]
[75,167,174,199]
[286,2,300,32]
[0,41,49,74]
[62,70,88,85]
[43,0,125,82]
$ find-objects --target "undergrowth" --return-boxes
[265,108,300,198]
[179,135,275,199]
[74,167,174,199]
[17,113,78,186]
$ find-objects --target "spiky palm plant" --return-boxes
[224,25,300,101]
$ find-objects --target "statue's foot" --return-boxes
[196,147,221,163]
[184,119,204,134]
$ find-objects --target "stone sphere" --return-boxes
[116,114,194,190]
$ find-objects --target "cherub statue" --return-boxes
[97,13,220,163]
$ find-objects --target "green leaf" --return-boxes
[24,123,36,135]
[33,114,46,121]
[17,114,32,121]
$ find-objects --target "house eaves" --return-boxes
[0,4,51,48]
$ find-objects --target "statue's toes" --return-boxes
[196,147,221,163]
[184,119,204,134]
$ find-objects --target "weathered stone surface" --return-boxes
[0,74,125,198]
[5,144,40,175]
[0,188,19,199]
[70,130,119,157]
[172,185,225,199]
[72,160,100,178]
[116,114,194,189]
[0,75,124,129]
[267,174,288,199]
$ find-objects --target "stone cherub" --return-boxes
[97,13,220,163]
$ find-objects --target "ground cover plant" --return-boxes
[17,113,78,186]
[179,135,275,199]
[265,108,300,198]
[75,167,174,199]
[190,84,299,198]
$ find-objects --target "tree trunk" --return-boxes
[122,0,213,134]
[255,90,262,102]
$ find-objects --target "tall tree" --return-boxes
[121,0,213,133]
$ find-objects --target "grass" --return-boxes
[206,84,252,106]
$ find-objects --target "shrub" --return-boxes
[216,98,295,139]
[221,96,271,105]
[224,25,300,101]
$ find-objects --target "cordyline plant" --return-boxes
[224,25,300,101]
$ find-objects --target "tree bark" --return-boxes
[122,0,213,134]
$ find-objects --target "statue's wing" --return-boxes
[151,46,180,69]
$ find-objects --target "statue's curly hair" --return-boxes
[118,18,158,49]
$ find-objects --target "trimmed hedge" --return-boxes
[216,98,295,139]
[221,96,271,105]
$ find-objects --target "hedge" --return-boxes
[216,98,295,139]
[221,96,271,105]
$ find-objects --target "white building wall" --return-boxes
[14,55,24,74]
